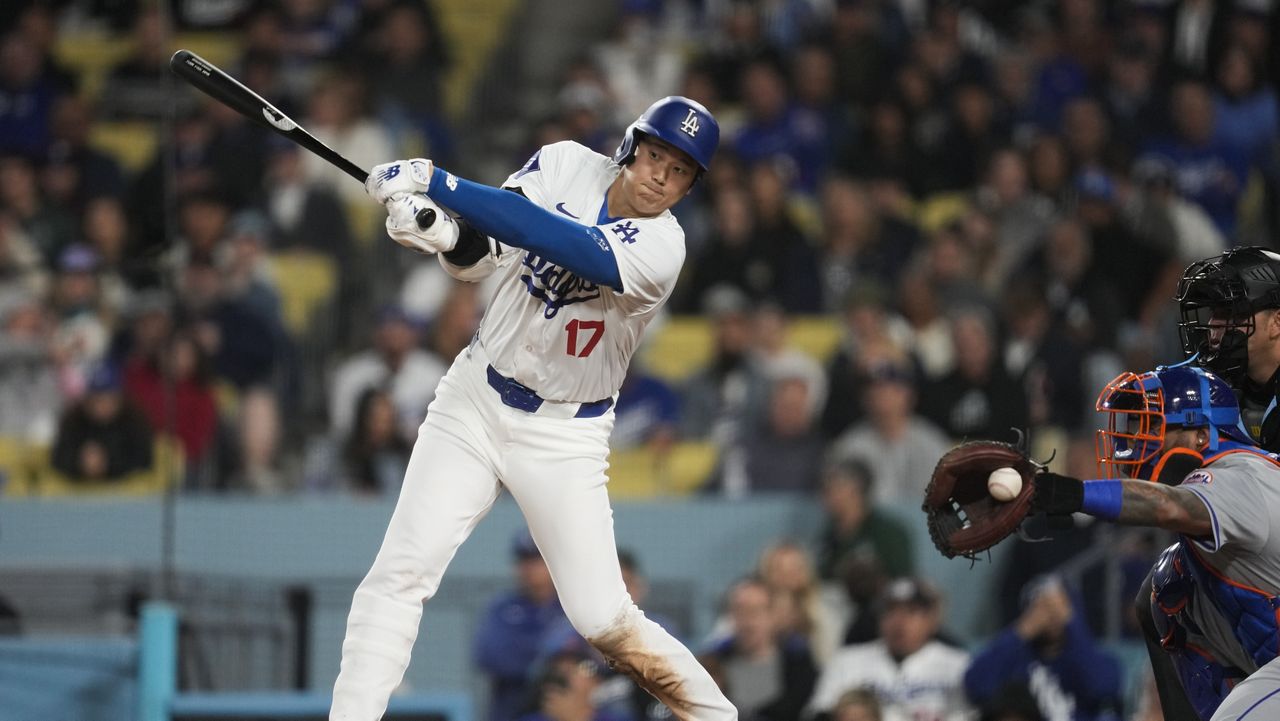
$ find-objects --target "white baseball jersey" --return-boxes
[440,140,685,402]
[807,639,974,721]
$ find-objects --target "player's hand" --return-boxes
[366,158,434,204]
[385,193,458,255]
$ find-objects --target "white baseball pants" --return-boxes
[330,344,736,721]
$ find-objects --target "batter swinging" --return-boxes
[329,97,736,721]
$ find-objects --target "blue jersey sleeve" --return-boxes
[428,167,623,291]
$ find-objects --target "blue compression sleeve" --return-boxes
[1081,480,1123,521]
[428,167,623,291]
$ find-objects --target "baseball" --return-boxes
[987,467,1023,502]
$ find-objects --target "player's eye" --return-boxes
[674,165,687,175]
[648,150,660,160]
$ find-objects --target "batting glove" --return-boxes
[385,193,458,255]
[366,158,434,204]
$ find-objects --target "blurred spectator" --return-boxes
[98,8,183,121]
[302,71,395,204]
[177,253,279,391]
[0,154,75,264]
[1026,135,1072,206]
[934,83,1004,191]
[12,4,75,94]
[44,95,126,201]
[475,531,567,721]
[329,304,445,441]
[919,306,1029,441]
[722,357,826,495]
[81,196,145,310]
[702,576,818,721]
[807,578,971,721]
[1138,79,1249,237]
[0,32,66,157]
[1061,97,1122,173]
[0,209,48,299]
[596,6,685,123]
[894,266,953,381]
[50,243,111,396]
[1026,218,1122,352]
[516,650,623,721]
[423,283,481,364]
[262,137,355,259]
[696,1,769,105]
[128,111,221,255]
[841,99,929,198]
[342,387,411,494]
[278,0,357,67]
[975,148,1055,293]
[679,286,769,444]
[815,459,914,600]
[680,185,773,311]
[830,689,882,721]
[0,290,61,443]
[829,360,951,507]
[1211,43,1278,172]
[1000,280,1087,432]
[818,177,921,312]
[1125,155,1226,263]
[222,210,284,325]
[1019,8,1089,131]
[123,324,221,488]
[733,57,827,193]
[748,161,822,313]
[824,0,894,110]
[819,284,912,439]
[758,541,844,666]
[359,0,453,159]
[790,44,855,172]
[964,576,1123,721]
[612,364,680,453]
[1102,36,1166,152]
[51,362,154,481]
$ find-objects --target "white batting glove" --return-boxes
[366,158,435,204]
[385,193,458,255]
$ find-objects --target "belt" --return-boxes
[485,365,613,419]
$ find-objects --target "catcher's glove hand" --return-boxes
[923,440,1041,559]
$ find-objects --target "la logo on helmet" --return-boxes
[679,109,700,137]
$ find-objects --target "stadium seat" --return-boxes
[917,192,972,232]
[641,316,843,382]
[268,250,338,338]
[88,121,159,173]
[607,441,719,498]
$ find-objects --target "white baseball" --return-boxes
[987,467,1023,502]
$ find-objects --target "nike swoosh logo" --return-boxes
[554,202,580,219]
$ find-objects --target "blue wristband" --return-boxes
[1081,480,1123,521]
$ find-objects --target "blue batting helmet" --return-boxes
[1096,364,1252,478]
[613,96,719,174]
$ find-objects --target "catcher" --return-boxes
[925,364,1280,720]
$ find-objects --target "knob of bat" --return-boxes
[415,207,436,230]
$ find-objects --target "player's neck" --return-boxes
[606,176,638,219]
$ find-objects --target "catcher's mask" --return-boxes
[1176,247,1280,384]
[1096,365,1249,479]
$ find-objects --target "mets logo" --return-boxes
[1182,470,1213,486]
[520,253,600,319]
[261,107,298,132]
[679,108,700,137]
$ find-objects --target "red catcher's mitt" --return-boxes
[923,440,1039,559]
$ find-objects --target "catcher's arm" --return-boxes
[1036,474,1212,537]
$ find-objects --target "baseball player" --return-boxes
[329,97,737,721]
[1177,247,1280,451]
[1032,364,1280,720]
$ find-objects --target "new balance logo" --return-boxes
[679,108,700,137]
[377,164,401,182]
[262,108,298,132]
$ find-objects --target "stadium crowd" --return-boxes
[1,0,1278,717]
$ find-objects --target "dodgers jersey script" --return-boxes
[450,140,686,402]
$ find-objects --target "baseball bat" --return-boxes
[168,49,435,229]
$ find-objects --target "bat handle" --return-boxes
[415,208,436,230]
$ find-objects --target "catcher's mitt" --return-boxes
[923,440,1040,559]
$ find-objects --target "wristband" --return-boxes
[1081,480,1123,521]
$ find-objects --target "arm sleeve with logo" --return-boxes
[427,150,623,290]
[595,215,685,316]
[1180,463,1273,553]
